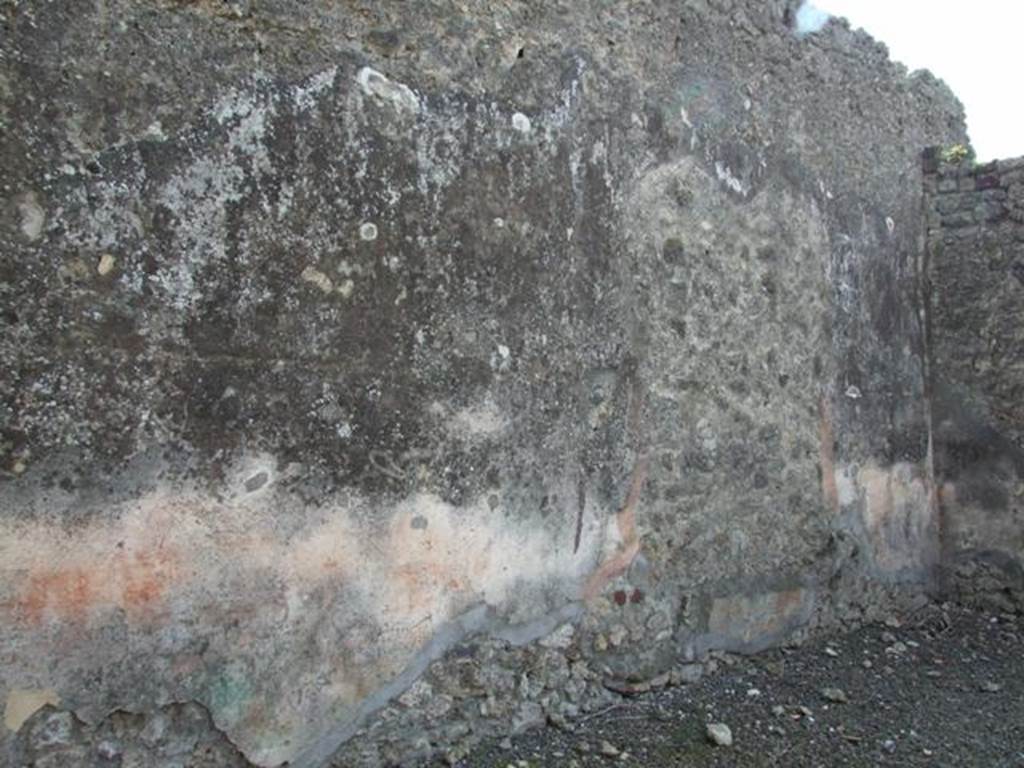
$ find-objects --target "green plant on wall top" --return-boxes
[941,144,974,164]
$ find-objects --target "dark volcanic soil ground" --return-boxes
[460,604,1024,767]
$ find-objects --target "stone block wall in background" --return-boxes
[924,150,1024,612]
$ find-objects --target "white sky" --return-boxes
[807,1,1023,161]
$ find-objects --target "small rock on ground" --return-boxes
[706,722,733,747]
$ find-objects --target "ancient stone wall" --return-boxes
[1,1,965,766]
[924,149,1024,611]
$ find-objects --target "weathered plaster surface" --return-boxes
[1,1,966,765]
